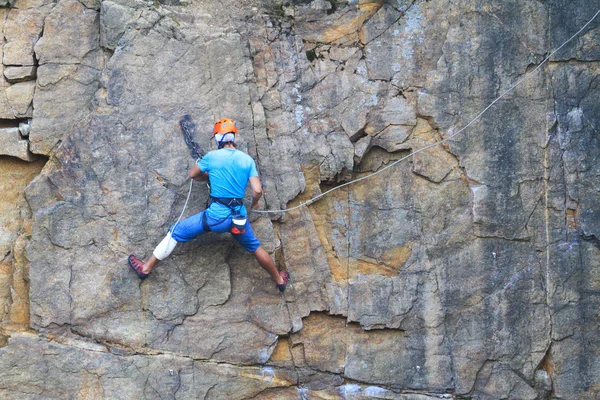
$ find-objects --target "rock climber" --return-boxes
[128,118,289,291]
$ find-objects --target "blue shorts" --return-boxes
[169,211,261,253]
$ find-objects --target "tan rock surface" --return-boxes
[5,80,35,118]
[0,0,599,398]
[0,127,32,160]
[0,157,45,345]
[2,6,52,66]
[3,65,37,82]
[29,0,102,154]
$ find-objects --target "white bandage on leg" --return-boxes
[152,232,178,261]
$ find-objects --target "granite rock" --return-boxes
[0,333,298,400]
[0,127,31,160]
[3,66,37,83]
[100,0,142,50]
[3,80,35,118]
[28,0,103,155]
[2,6,52,67]
[0,157,45,346]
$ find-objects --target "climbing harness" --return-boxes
[216,198,246,235]
[174,8,600,219]
[201,197,247,234]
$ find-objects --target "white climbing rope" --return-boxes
[177,178,195,226]
[169,178,194,239]
[176,7,600,218]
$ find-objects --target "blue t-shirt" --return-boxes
[198,148,259,218]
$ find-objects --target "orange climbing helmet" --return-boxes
[212,118,238,136]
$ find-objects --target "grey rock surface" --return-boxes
[2,6,52,67]
[0,0,598,398]
[29,0,102,154]
[18,120,30,137]
[0,333,298,399]
[0,127,32,161]
[100,0,142,50]
[3,65,37,82]
[4,80,35,118]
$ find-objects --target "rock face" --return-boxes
[0,0,599,399]
[0,157,45,345]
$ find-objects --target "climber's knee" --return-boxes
[152,232,178,261]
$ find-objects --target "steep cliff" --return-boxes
[0,0,599,399]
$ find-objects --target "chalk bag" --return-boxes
[231,214,247,235]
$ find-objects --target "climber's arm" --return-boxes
[188,164,208,181]
[249,176,263,209]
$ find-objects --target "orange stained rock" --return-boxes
[8,236,29,326]
[314,1,383,44]
[291,313,348,374]
[566,209,578,230]
[298,166,349,282]
[350,254,402,279]
[358,1,385,44]
[292,165,414,282]
[310,190,349,283]
[75,372,103,399]
[268,338,294,364]
[379,242,412,269]
[240,367,296,386]
[0,157,45,334]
